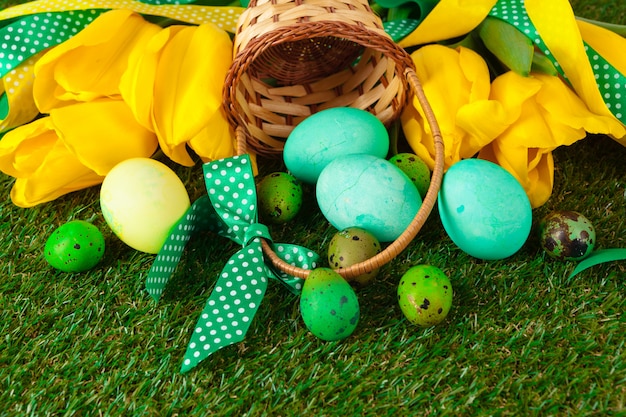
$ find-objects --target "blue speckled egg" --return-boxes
[316,153,422,242]
[283,107,389,184]
[438,159,532,260]
[300,268,360,341]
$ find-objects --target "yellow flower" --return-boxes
[120,22,236,166]
[32,9,161,113]
[401,45,509,170]
[0,99,157,207]
[478,71,625,208]
[0,55,40,133]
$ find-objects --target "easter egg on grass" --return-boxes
[539,210,596,261]
[257,172,303,224]
[44,220,105,273]
[438,159,532,260]
[397,265,453,327]
[283,107,390,184]
[316,153,422,242]
[389,152,431,198]
[327,227,382,287]
[300,268,360,341]
[100,158,190,254]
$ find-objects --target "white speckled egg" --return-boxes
[316,153,422,242]
[100,158,190,254]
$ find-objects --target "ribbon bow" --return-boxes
[146,155,319,373]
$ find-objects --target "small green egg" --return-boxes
[300,268,360,341]
[389,152,431,198]
[397,265,452,327]
[327,227,382,287]
[257,172,303,224]
[539,210,595,261]
[44,220,106,273]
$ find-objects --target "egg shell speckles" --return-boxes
[316,153,422,242]
[283,107,389,184]
[327,227,382,287]
[539,210,596,261]
[389,153,431,198]
[300,268,360,341]
[397,265,453,327]
[44,220,106,273]
[257,172,303,224]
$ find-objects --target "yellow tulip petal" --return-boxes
[399,0,498,47]
[151,23,234,166]
[0,55,40,133]
[33,9,161,112]
[187,109,236,163]
[525,0,615,120]
[0,118,57,178]
[51,99,158,176]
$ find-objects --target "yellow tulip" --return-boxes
[478,71,625,208]
[401,45,509,170]
[33,9,161,113]
[0,55,40,133]
[120,22,235,166]
[0,99,157,207]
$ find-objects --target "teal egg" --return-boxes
[316,153,422,242]
[300,268,360,341]
[44,220,105,272]
[438,159,532,260]
[397,265,453,327]
[539,210,595,261]
[283,107,389,184]
[257,172,303,224]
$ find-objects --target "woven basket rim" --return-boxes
[234,67,445,280]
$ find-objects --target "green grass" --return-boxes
[2,0,626,416]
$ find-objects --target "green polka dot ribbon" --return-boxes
[146,155,319,373]
[384,19,420,43]
[0,10,105,79]
[489,0,626,122]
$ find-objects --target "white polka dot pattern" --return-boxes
[489,0,563,76]
[585,43,625,123]
[0,10,104,79]
[0,0,243,34]
[383,19,420,43]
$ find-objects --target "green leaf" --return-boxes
[477,16,534,77]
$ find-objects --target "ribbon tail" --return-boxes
[181,239,268,373]
[146,195,228,301]
[568,248,626,279]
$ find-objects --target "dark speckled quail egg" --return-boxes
[257,172,303,224]
[328,227,382,287]
[389,152,431,198]
[398,265,453,327]
[539,210,595,261]
[300,268,360,341]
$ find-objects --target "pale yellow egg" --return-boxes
[100,158,190,254]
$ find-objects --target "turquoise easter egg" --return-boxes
[316,153,422,242]
[283,107,389,184]
[438,159,532,260]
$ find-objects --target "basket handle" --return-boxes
[238,67,444,279]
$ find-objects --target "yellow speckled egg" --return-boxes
[100,158,190,254]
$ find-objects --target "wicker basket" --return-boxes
[223,0,445,279]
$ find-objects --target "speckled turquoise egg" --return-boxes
[397,265,452,327]
[438,159,532,260]
[316,153,422,242]
[283,107,390,184]
[389,153,431,198]
[44,220,105,273]
[539,210,596,261]
[257,172,303,224]
[300,268,360,341]
[327,227,382,287]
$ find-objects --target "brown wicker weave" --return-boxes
[223,0,416,158]
[224,0,445,279]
